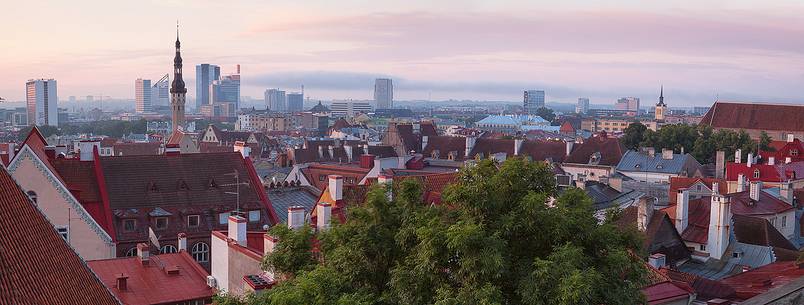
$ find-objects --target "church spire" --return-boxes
[170,23,187,134]
[657,85,665,106]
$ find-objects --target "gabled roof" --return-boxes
[300,163,370,190]
[0,166,121,305]
[614,207,690,264]
[732,214,797,251]
[87,252,214,305]
[726,161,804,182]
[519,140,567,162]
[719,261,804,301]
[701,101,804,132]
[726,190,794,216]
[668,177,727,205]
[422,136,466,160]
[616,150,701,175]
[565,133,625,166]
[267,186,319,224]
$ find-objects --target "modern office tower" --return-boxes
[287,92,304,112]
[523,90,545,114]
[195,63,220,109]
[374,78,393,109]
[216,74,240,108]
[616,97,640,114]
[25,79,58,126]
[151,74,170,107]
[576,98,590,114]
[330,100,373,117]
[135,78,152,113]
[265,89,286,112]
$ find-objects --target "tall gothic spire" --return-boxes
[170,22,186,94]
[657,85,665,106]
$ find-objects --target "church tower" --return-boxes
[170,24,187,134]
[655,86,667,121]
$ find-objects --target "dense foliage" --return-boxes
[215,158,647,305]
[620,122,758,163]
[18,120,147,141]
[534,107,556,122]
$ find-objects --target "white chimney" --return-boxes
[228,215,247,246]
[661,149,673,160]
[378,173,393,200]
[675,190,689,234]
[264,234,277,254]
[787,134,795,143]
[234,141,251,158]
[422,135,429,151]
[363,144,369,155]
[328,175,343,201]
[780,181,794,205]
[511,138,523,156]
[746,153,753,167]
[344,145,353,163]
[786,157,792,164]
[749,181,763,202]
[707,193,730,259]
[178,233,187,252]
[565,139,574,157]
[287,206,305,229]
[316,203,332,231]
[465,136,477,157]
[328,145,334,158]
[79,141,99,161]
[637,197,655,232]
[137,243,150,265]
[413,123,420,134]
[647,147,655,157]
[768,156,775,166]
[317,146,323,158]
[737,174,745,192]
[735,149,742,163]
[648,253,666,269]
[712,182,720,195]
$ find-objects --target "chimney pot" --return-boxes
[787,134,795,143]
[768,156,775,165]
[675,190,689,233]
[648,253,666,269]
[177,233,187,252]
[316,203,332,231]
[737,174,745,192]
[359,154,375,169]
[328,175,343,201]
[264,234,278,254]
[735,149,742,163]
[228,215,247,246]
[749,181,763,201]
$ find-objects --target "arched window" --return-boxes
[124,247,137,257]
[753,169,761,179]
[160,245,178,254]
[26,191,37,204]
[191,242,209,262]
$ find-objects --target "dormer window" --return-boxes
[431,150,440,159]
[791,149,799,157]
[753,169,760,179]
[207,178,217,189]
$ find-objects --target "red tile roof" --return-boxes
[732,214,797,251]
[394,172,459,205]
[758,139,804,163]
[0,166,121,305]
[726,161,804,182]
[663,198,710,244]
[519,140,567,162]
[642,281,692,305]
[659,268,737,300]
[87,251,214,305]
[667,177,727,205]
[726,190,794,216]
[701,101,804,132]
[300,163,371,190]
[422,136,466,160]
[719,261,804,300]
[565,133,625,166]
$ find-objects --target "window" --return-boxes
[218,212,230,225]
[160,245,178,254]
[191,242,209,262]
[791,149,799,156]
[56,227,68,242]
[249,210,261,222]
[753,169,760,179]
[699,244,706,251]
[319,175,326,182]
[781,215,787,227]
[187,215,200,227]
[123,219,136,232]
[125,247,137,257]
[155,217,168,230]
[26,191,37,204]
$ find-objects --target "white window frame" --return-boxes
[187,215,200,227]
[160,245,178,254]
[218,212,230,225]
[191,242,210,262]
[248,210,260,222]
[155,217,169,230]
[125,247,137,257]
[56,226,69,242]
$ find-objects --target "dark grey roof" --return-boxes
[616,150,700,175]
[267,187,319,224]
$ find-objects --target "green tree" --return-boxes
[219,158,647,305]
[759,131,774,152]
[640,124,699,154]
[17,125,60,142]
[535,107,556,122]
[620,121,648,150]
[692,127,756,163]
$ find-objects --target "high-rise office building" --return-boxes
[216,74,240,108]
[523,90,545,114]
[616,97,640,114]
[330,100,373,117]
[135,78,152,113]
[374,78,393,109]
[195,64,220,109]
[576,98,590,114]
[26,79,58,126]
[287,92,304,112]
[151,74,170,107]
[265,89,286,112]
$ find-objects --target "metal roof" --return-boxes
[616,150,697,174]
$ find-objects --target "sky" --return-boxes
[2,0,804,106]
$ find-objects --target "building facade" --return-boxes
[523,90,545,114]
[171,32,187,133]
[374,78,393,109]
[616,97,640,115]
[331,100,372,117]
[287,92,304,112]
[265,89,286,112]
[576,97,590,114]
[135,78,152,113]
[26,79,58,126]
[151,74,170,107]
[195,63,220,109]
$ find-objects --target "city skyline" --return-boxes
[2,1,804,105]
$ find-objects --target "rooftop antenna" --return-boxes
[223,170,250,216]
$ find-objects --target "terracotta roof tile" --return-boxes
[701,101,804,132]
[565,133,625,166]
[720,261,804,300]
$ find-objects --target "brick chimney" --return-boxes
[165,143,180,156]
[287,206,305,229]
[749,181,763,202]
[637,197,655,232]
[234,141,250,158]
[115,274,129,291]
[675,190,689,234]
[316,202,332,231]
[359,154,375,169]
[708,190,730,260]
[137,243,150,265]
[422,135,429,151]
[228,215,247,246]
[780,181,794,205]
[178,233,187,252]
[328,175,343,201]
[44,145,57,159]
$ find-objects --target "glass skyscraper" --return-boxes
[195,64,220,110]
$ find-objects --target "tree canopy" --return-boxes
[216,158,647,305]
[620,123,758,163]
[18,120,148,142]
[534,107,556,122]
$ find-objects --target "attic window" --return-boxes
[753,169,760,179]
[791,149,799,156]
[634,164,641,168]
[656,164,663,169]
[208,178,217,189]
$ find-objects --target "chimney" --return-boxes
[661,149,673,160]
[637,197,655,232]
[608,177,622,193]
[780,181,794,205]
[465,136,477,157]
[264,234,277,254]
[328,175,343,201]
[647,147,655,157]
[359,154,375,169]
[749,181,763,202]
[787,134,795,143]
[786,157,792,164]
[165,143,180,156]
[44,146,56,159]
[287,206,305,229]
[362,144,369,155]
[648,253,666,269]
[707,193,730,259]
[317,145,323,159]
[576,180,586,190]
[327,145,334,158]
[565,139,574,157]
[228,215,247,246]
[746,153,754,167]
[768,156,775,166]
[234,141,251,158]
[715,151,725,179]
[421,135,429,151]
[737,174,745,192]
[137,243,150,265]
[676,190,689,234]
[344,145,353,163]
[514,138,524,156]
[378,173,393,200]
[178,233,187,252]
[735,149,742,163]
[115,274,129,291]
[79,141,99,161]
[316,202,332,231]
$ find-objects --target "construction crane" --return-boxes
[152,74,169,88]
